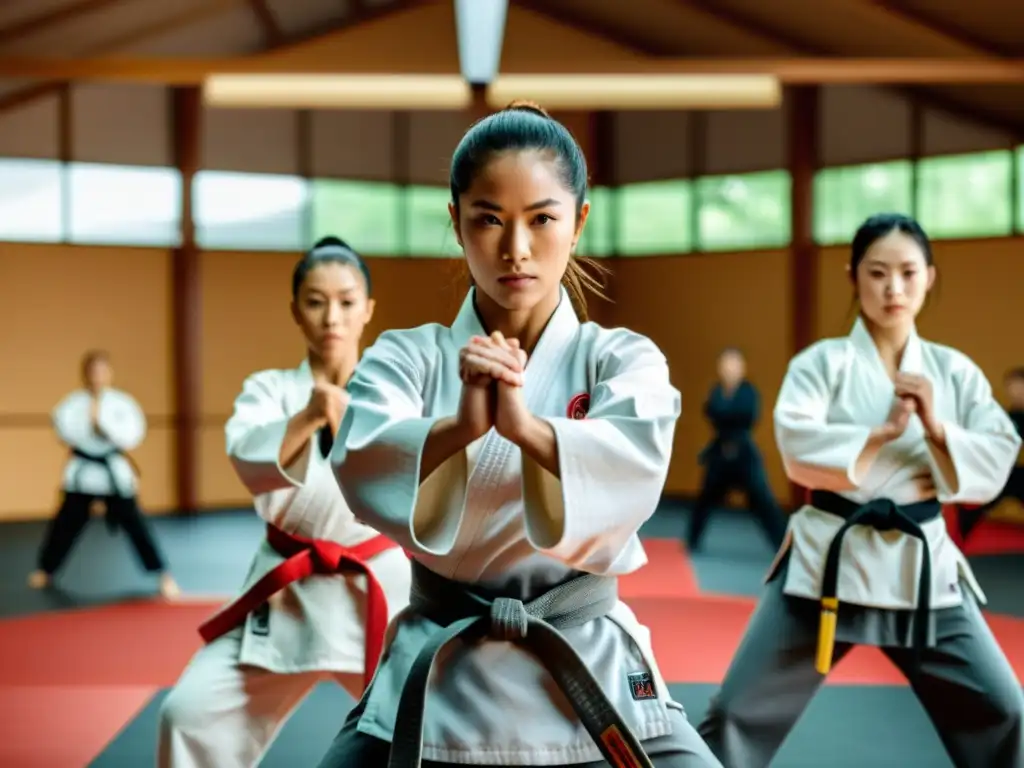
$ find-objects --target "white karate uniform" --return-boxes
[38,387,167,577]
[328,287,698,766]
[158,361,412,768]
[53,388,145,496]
[769,316,1021,609]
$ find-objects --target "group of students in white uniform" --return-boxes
[31,101,1024,767]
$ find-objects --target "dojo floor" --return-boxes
[2,502,1024,767]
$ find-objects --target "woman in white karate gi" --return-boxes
[316,103,721,768]
[28,350,179,599]
[698,213,1024,768]
[157,236,412,768]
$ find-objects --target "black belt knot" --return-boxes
[811,490,941,681]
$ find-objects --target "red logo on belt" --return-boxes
[566,393,590,420]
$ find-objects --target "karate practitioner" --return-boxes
[958,366,1024,541]
[28,350,179,599]
[698,212,1024,768]
[686,347,787,551]
[157,236,412,768]
[316,102,721,768]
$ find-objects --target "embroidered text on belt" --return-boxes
[197,524,398,691]
[71,447,139,531]
[810,490,940,679]
[387,560,656,768]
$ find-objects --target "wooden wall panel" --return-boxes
[608,250,791,498]
[0,244,174,519]
[1,238,1022,518]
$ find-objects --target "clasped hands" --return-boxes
[456,331,536,444]
[881,372,945,444]
[89,397,109,440]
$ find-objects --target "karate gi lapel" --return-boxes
[282,360,315,417]
[849,316,924,382]
[451,286,580,407]
[849,316,926,446]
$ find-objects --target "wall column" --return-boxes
[170,87,201,515]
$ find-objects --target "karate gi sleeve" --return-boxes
[331,329,469,556]
[98,393,146,451]
[51,394,88,448]
[926,360,1022,504]
[225,371,336,531]
[520,330,681,573]
[773,348,873,491]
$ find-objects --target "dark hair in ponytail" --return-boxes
[448,100,609,320]
[292,236,372,299]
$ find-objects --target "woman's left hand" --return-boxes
[488,333,534,443]
[895,373,943,441]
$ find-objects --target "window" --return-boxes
[0,158,64,242]
[310,179,403,256]
[697,170,791,251]
[814,161,914,245]
[68,163,181,247]
[406,186,461,257]
[616,180,692,255]
[577,186,615,258]
[916,151,1013,239]
[194,171,309,251]
[1016,146,1023,234]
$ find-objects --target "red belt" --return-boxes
[197,524,400,691]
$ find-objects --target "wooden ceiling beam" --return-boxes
[513,0,678,56]
[0,0,427,114]
[0,0,246,114]
[672,0,1024,139]
[0,55,1022,84]
[0,0,130,46]
[248,0,286,47]
[863,1,1018,57]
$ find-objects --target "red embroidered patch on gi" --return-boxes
[566,393,590,420]
[627,672,657,701]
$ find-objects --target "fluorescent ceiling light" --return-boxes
[202,74,472,109]
[486,74,782,110]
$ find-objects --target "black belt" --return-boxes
[71,447,129,532]
[388,560,655,768]
[699,432,753,464]
[811,490,940,679]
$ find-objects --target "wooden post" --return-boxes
[170,86,201,515]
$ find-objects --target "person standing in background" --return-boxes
[28,350,179,599]
[686,348,787,552]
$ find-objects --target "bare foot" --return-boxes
[27,570,51,589]
[159,574,181,601]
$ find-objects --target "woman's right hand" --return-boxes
[304,382,349,432]
[456,333,525,441]
[878,396,915,441]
